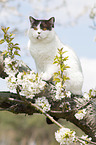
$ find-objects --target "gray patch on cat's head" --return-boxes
[29,16,55,31]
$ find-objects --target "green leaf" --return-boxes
[21,75,23,80]
[9,32,14,37]
[2,50,8,56]
[6,38,10,43]
[13,46,21,50]
[36,73,38,78]
[66,77,70,80]
[1,27,6,33]
[10,37,14,42]
[63,75,70,81]
[53,60,58,64]
[0,39,5,44]
[2,27,10,34]
[53,78,60,82]
[6,27,10,31]
[23,71,27,75]
[89,89,92,96]
[54,72,59,76]
[15,43,19,46]
[54,55,58,61]
[65,65,70,69]
[63,56,69,61]
[62,51,67,54]
[14,51,20,56]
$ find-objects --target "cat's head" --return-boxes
[28,16,55,41]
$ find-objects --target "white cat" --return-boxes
[28,16,83,95]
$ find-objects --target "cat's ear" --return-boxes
[48,17,55,23]
[48,17,55,27]
[29,16,36,24]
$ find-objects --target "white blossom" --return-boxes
[35,97,51,112]
[4,57,18,75]
[4,57,12,65]
[80,135,92,145]
[16,71,46,98]
[5,74,17,90]
[6,71,46,98]
[83,93,90,100]
[4,56,46,98]
[55,127,76,145]
[74,109,86,120]
[55,83,71,100]
[66,91,71,98]
[55,82,65,100]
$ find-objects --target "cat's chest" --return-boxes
[29,40,58,61]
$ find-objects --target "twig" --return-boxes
[9,98,25,103]
[29,102,63,128]
[77,97,93,110]
[78,137,96,145]
[51,110,65,114]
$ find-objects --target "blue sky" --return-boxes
[55,14,96,59]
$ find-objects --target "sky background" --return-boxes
[0,0,96,93]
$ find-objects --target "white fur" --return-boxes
[28,28,83,95]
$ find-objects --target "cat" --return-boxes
[28,16,83,95]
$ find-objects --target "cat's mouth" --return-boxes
[37,35,41,39]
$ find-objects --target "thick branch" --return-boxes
[0,91,96,142]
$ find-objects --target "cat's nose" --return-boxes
[38,32,41,34]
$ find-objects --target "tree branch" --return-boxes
[0,90,96,142]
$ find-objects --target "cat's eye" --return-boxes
[43,28,47,31]
[34,27,38,30]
